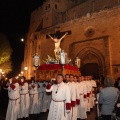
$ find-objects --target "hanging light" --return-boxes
[75,57,81,68]
[33,53,40,67]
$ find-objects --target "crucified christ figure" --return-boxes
[48,32,68,58]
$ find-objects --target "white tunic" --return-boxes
[66,82,76,120]
[72,82,80,120]
[86,81,92,112]
[47,82,71,120]
[42,81,48,112]
[19,82,30,118]
[77,81,87,119]
[90,80,97,108]
[38,82,44,113]
[6,83,20,120]
[29,82,39,114]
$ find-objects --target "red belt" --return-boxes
[29,93,38,95]
[9,98,20,105]
[52,99,66,116]
[20,93,29,106]
[9,98,20,101]
[52,99,65,102]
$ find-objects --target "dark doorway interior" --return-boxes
[81,63,99,76]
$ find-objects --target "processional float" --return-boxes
[35,32,81,81]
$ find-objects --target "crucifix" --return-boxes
[46,30,71,58]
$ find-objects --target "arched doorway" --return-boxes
[81,63,99,76]
[75,47,105,76]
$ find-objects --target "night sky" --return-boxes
[0,0,45,77]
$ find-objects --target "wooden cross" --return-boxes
[46,30,71,39]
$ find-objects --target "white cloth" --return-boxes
[85,81,92,112]
[47,82,71,120]
[42,81,48,112]
[90,80,97,108]
[66,82,76,120]
[6,83,20,120]
[77,81,87,119]
[46,92,52,110]
[72,82,79,120]
[29,82,39,114]
[38,82,44,113]
[19,82,30,118]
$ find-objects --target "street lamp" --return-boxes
[33,53,40,81]
[21,38,24,42]
[0,69,2,80]
[33,53,40,67]
[2,72,4,75]
[21,71,24,76]
[24,67,28,79]
[24,67,28,71]
[75,57,81,69]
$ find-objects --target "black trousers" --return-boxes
[102,115,111,120]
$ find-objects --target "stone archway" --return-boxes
[75,47,105,75]
[82,63,99,76]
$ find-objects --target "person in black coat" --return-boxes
[115,78,120,118]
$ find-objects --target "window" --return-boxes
[39,45,40,49]
[48,4,50,8]
[55,4,57,9]
[46,6,47,10]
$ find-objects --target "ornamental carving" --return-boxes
[85,27,95,37]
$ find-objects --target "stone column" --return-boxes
[104,37,112,75]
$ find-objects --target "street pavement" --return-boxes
[0,108,97,120]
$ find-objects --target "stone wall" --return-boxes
[63,0,119,22]
[24,1,120,79]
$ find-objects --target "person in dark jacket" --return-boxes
[99,76,118,120]
[115,78,120,118]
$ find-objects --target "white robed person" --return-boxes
[65,74,77,120]
[46,74,71,120]
[29,80,39,115]
[77,76,87,119]
[6,78,20,120]
[42,81,48,112]
[19,76,30,118]
[73,76,80,120]
[38,81,44,113]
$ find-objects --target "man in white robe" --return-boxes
[46,74,71,120]
[79,76,88,119]
[6,78,20,120]
[69,74,77,120]
[89,76,97,109]
[42,81,48,112]
[65,74,76,120]
[38,81,44,113]
[85,76,92,113]
[73,75,80,120]
[77,76,88,120]
[19,77,30,119]
[29,80,39,115]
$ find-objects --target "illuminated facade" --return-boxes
[24,0,120,79]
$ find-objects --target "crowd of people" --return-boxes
[0,74,120,120]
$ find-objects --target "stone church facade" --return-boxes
[23,0,120,79]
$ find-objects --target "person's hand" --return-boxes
[66,110,70,113]
[6,82,10,86]
[117,103,120,108]
[66,32,68,35]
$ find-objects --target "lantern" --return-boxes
[33,53,40,67]
[75,57,81,68]
[60,50,65,64]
